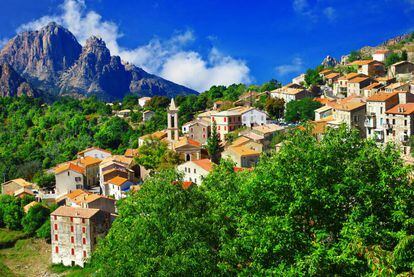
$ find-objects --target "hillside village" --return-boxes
[2,34,414,272]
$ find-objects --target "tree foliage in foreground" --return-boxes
[284,98,322,122]
[92,126,414,276]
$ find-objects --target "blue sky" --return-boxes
[0,0,413,92]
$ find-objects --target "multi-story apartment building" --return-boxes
[328,101,367,137]
[182,118,211,145]
[385,103,414,155]
[51,206,111,267]
[270,83,311,104]
[365,91,399,142]
[333,73,364,96]
[349,60,386,77]
[347,76,372,96]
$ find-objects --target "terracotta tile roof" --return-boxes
[349,60,376,66]
[348,76,370,83]
[367,91,399,102]
[66,189,89,200]
[51,206,101,219]
[319,69,333,75]
[232,136,251,147]
[24,201,39,213]
[325,72,340,79]
[174,137,202,149]
[182,181,195,189]
[386,103,414,115]
[101,155,134,167]
[252,124,285,135]
[78,156,102,167]
[338,72,363,81]
[375,49,390,54]
[332,102,366,112]
[14,188,35,197]
[363,82,383,90]
[139,130,168,141]
[55,163,85,175]
[192,159,214,172]
[385,82,408,90]
[107,176,129,186]
[228,145,261,157]
[77,147,112,156]
[124,149,139,157]
[8,178,34,188]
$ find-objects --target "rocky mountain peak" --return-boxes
[321,55,339,68]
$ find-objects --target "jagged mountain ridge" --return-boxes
[0,22,197,100]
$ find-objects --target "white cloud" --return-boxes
[323,7,337,22]
[275,57,304,76]
[293,0,310,14]
[16,0,251,92]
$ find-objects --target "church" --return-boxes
[166,98,203,162]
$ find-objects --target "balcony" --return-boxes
[364,117,376,128]
[374,130,384,142]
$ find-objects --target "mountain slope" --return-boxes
[0,63,36,97]
[0,22,197,100]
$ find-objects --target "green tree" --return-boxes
[284,98,322,122]
[260,79,281,92]
[91,170,219,276]
[304,68,323,87]
[36,218,51,239]
[135,139,180,171]
[206,121,222,164]
[348,50,361,63]
[265,97,285,119]
[21,204,50,235]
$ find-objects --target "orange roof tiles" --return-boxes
[386,103,414,115]
[192,159,214,172]
[367,91,399,102]
[332,102,366,112]
[325,72,340,79]
[77,147,112,156]
[124,148,139,157]
[51,206,101,219]
[348,76,370,83]
[55,163,85,175]
[78,156,101,167]
[107,176,129,186]
[66,189,89,200]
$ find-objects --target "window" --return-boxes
[405,120,408,126]
[67,172,70,176]
[186,154,191,162]
[218,126,220,130]
[70,226,74,232]
[75,177,81,182]
[83,251,87,258]
[224,126,227,131]
[224,117,227,122]
[195,178,197,183]
[71,248,75,256]
[393,119,396,125]
[82,227,86,233]
[54,215,57,220]
[202,128,205,132]
[82,218,85,224]
[70,217,73,222]
[54,224,58,231]
[203,134,206,139]
[194,168,196,173]
[71,236,74,243]
[55,246,59,254]
[83,238,86,245]
[54,234,58,241]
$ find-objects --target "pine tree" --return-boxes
[207,120,221,164]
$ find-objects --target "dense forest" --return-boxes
[91,126,414,276]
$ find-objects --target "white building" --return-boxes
[292,74,306,85]
[177,159,214,186]
[55,163,85,197]
[77,147,112,159]
[138,97,152,108]
[372,49,391,62]
[105,176,133,200]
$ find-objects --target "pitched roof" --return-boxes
[363,82,383,90]
[325,72,340,79]
[385,82,408,90]
[77,147,112,156]
[374,49,391,54]
[66,189,89,200]
[107,176,129,186]
[348,76,370,83]
[51,206,101,219]
[139,130,168,141]
[6,178,34,188]
[101,155,134,166]
[319,69,333,75]
[78,156,102,167]
[174,137,202,149]
[192,159,214,172]
[182,181,195,190]
[338,72,363,81]
[124,148,139,157]
[228,145,261,157]
[332,102,366,112]
[349,60,376,66]
[14,188,35,197]
[252,124,285,135]
[23,201,39,213]
[55,163,85,175]
[386,103,414,115]
[367,91,399,102]
[232,136,252,147]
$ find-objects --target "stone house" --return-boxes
[372,49,392,62]
[51,206,111,267]
[1,178,37,196]
[388,61,414,80]
[77,147,112,160]
[347,76,373,96]
[328,101,367,137]
[138,97,151,107]
[142,110,155,122]
[270,83,311,105]
[349,60,386,77]
[385,103,414,155]
[55,163,85,197]
[105,176,134,200]
[182,118,211,145]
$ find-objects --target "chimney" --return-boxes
[399,91,407,104]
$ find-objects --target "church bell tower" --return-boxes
[167,98,179,142]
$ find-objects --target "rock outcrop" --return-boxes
[0,22,197,100]
[0,63,36,97]
[321,55,339,68]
